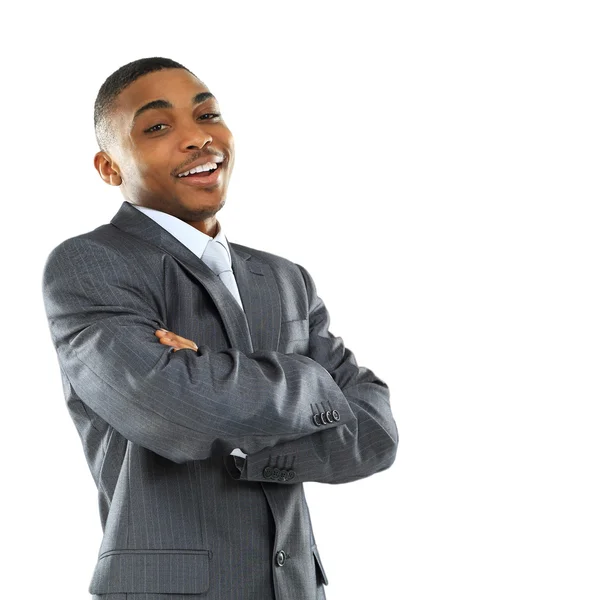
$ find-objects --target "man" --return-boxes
[42,56,398,600]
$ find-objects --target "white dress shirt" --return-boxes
[133,204,244,309]
[134,203,247,459]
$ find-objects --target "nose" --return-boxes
[180,120,213,150]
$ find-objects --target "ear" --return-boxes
[94,151,122,186]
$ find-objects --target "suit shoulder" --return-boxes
[42,224,133,282]
[45,221,147,261]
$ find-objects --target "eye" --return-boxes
[199,113,221,120]
[144,123,169,134]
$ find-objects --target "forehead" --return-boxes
[113,69,212,128]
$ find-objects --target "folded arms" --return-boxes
[42,238,397,483]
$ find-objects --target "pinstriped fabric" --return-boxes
[229,242,281,353]
[92,596,203,600]
[42,200,397,600]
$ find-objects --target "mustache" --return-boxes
[175,150,225,174]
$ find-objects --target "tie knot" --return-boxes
[201,239,231,276]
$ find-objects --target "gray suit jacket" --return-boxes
[42,200,398,600]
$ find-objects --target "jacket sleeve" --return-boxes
[224,263,398,484]
[42,237,356,463]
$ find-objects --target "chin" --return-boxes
[179,195,226,220]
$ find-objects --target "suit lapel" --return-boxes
[110,201,281,354]
[229,244,281,353]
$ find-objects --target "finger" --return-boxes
[159,336,188,349]
[174,340,199,351]
[161,331,197,349]
[156,330,182,345]
[169,332,194,346]
[155,329,198,351]
[172,344,198,352]
[156,329,184,343]
[158,335,198,352]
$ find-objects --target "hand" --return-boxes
[155,328,199,352]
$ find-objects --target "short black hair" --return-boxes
[94,57,198,153]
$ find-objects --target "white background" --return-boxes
[2,1,589,598]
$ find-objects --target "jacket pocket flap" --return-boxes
[89,549,211,594]
[312,544,329,585]
[280,318,309,341]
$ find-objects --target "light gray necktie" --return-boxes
[201,238,247,459]
[201,239,244,311]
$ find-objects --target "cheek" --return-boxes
[222,142,235,173]
[219,127,235,154]
[224,160,235,181]
[136,155,170,185]
[119,142,170,189]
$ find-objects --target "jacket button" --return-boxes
[332,409,340,421]
[312,414,322,426]
[325,410,333,423]
[320,412,327,425]
[263,466,273,479]
[275,550,286,566]
[279,469,288,481]
[287,470,296,480]
[272,467,281,480]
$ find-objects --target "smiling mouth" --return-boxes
[176,162,223,186]
[177,163,219,178]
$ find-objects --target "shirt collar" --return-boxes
[133,204,232,267]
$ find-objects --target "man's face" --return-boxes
[95,68,234,225]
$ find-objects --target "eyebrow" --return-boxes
[131,91,216,128]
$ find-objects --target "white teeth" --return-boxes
[178,161,219,177]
